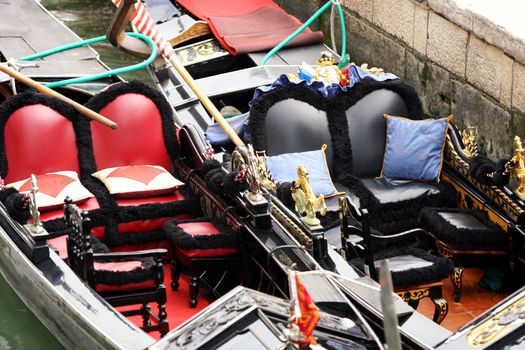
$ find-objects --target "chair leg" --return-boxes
[141,304,151,327]
[171,258,181,291]
[429,285,448,324]
[451,266,464,302]
[407,299,420,310]
[157,285,169,336]
[432,298,448,324]
[189,273,199,308]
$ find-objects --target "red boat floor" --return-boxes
[116,263,210,341]
[417,267,510,331]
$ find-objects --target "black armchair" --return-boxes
[64,197,169,336]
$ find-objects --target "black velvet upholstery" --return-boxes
[419,207,508,250]
[351,247,454,288]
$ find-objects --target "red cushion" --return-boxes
[39,196,100,221]
[118,214,194,233]
[92,165,184,198]
[8,171,94,212]
[94,260,158,293]
[115,190,185,206]
[178,222,221,236]
[4,104,79,183]
[91,93,172,171]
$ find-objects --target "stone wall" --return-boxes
[278,0,525,161]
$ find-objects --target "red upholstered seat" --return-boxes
[83,82,198,247]
[165,219,238,307]
[94,259,158,293]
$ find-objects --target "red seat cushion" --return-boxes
[47,235,68,260]
[176,246,238,266]
[94,258,158,293]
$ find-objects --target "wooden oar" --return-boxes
[0,64,117,130]
[167,55,244,146]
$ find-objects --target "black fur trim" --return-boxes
[276,182,294,208]
[4,191,31,224]
[0,92,84,179]
[419,207,507,250]
[493,159,510,187]
[201,159,222,177]
[95,256,157,286]
[164,217,237,250]
[350,247,454,288]
[222,171,249,197]
[204,168,225,194]
[90,236,109,253]
[249,79,423,180]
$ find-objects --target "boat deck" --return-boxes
[118,265,509,339]
[418,267,509,331]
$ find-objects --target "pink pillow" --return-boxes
[92,165,184,198]
[7,171,94,212]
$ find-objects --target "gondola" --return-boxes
[0,0,524,349]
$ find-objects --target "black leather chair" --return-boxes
[341,203,453,324]
[249,79,456,239]
[419,207,509,301]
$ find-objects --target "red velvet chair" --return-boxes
[0,93,101,258]
[64,197,169,336]
[82,81,200,248]
[164,218,239,307]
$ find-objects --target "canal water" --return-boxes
[0,1,149,348]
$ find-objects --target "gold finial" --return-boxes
[246,144,263,202]
[506,136,525,199]
[291,164,327,227]
[255,151,277,190]
[461,126,479,158]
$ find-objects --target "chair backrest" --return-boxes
[0,93,82,183]
[64,197,95,286]
[85,81,178,172]
[249,80,423,180]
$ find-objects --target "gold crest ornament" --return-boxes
[313,52,348,85]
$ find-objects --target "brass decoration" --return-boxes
[461,126,479,158]
[291,164,327,226]
[505,136,525,199]
[360,63,385,76]
[270,202,311,244]
[436,241,454,258]
[396,288,430,303]
[433,298,448,325]
[245,145,263,202]
[255,151,277,191]
[231,149,245,172]
[313,52,348,85]
[444,134,524,220]
[467,295,525,346]
[451,267,464,302]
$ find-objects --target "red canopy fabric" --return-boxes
[176,0,324,54]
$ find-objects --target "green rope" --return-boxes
[20,32,157,88]
[260,0,347,66]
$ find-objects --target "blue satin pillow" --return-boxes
[266,145,338,196]
[381,115,452,182]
